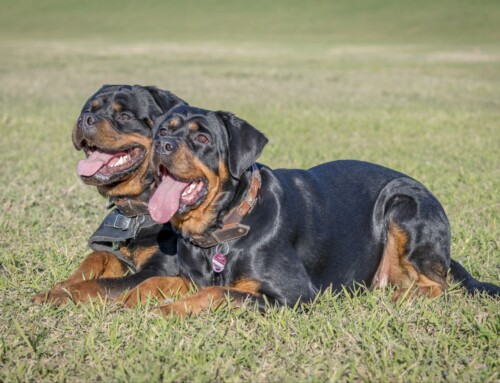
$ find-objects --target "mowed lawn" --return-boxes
[0,1,499,382]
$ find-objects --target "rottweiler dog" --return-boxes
[34,85,187,305]
[123,105,499,316]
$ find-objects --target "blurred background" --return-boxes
[3,1,500,110]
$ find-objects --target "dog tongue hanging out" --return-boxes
[141,104,500,318]
[148,174,189,224]
[33,85,187,307]
[147,107,243,236]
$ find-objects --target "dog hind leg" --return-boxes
[372,191,450,300]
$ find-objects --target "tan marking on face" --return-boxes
[91,99,100,109]
[188,121,199,130]
[112,102,122,112]
[169,146,229,236]
[92,120,153,197]
[219,161,229,183]
[168,117,181,129]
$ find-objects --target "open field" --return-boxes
[0,1,499,382]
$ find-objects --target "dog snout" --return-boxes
[77,113,98,130]
[154,137,178,155]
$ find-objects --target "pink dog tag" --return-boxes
[212,252,227,273]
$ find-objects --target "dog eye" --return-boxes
[118,112,132,121]
[195,134,209,144]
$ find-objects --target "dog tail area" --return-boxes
[449,259,500,297]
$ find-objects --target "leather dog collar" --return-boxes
[112,197,150,217]
[191,164,261,248]
[110,184,155,217]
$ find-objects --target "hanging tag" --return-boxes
[212,243,229,273]
[212,252,227,273]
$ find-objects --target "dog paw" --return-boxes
[153,301,191,317]
[32,288,72,306]
[153,304,174,316]
[120,286,159,308]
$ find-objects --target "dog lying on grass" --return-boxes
[34,85,186,305]
[122,105,499,316]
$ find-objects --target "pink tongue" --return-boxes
[77,151,116,176]
[149,175,189,224]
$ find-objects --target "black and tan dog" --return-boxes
[124,105,499,316]
[34,85,187,305]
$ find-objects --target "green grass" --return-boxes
[1,1,499,382]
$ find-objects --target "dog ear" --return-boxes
[216,111,268,179]
[144,86,187,114]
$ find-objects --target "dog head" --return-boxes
[72,85,186,198]
[148,105,268,236]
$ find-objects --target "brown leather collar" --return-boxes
[191,164,261,248]
[110,183,155,217]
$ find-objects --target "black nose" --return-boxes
[77,113,98,130]
[154,137,178,155]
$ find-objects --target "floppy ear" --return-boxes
[145,86,187,114]
[216,111,268,179]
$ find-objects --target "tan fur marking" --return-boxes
[156,283,261,317]
[188,122,199,130]
[119,245,131,260]
[156,286,227,317]
[119,242,160,270]
[134,246,159,269]
[92,120,153,197]
[60,251,127,286]
[372,224,410,289]
[373,224,447,299]
[416,273,445,298]
[91,99,100,109]
[170,144,228,236]
[120,276,191,308]
[33,280,108,305]
[112,102,122,112]
[218,160,229,184]
[144,118,154,128]
[232,278,261,294]
[392,274,445,301]
[32,251,128,305]
[168,117,180,128]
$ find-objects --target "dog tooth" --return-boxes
[112,155,127,167]
[182,183,196,197]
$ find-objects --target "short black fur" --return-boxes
[150,105,499,313]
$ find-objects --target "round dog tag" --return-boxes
[212,252,227,273]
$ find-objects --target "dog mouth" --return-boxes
[77,143,145,184]
[149,164,208,224]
